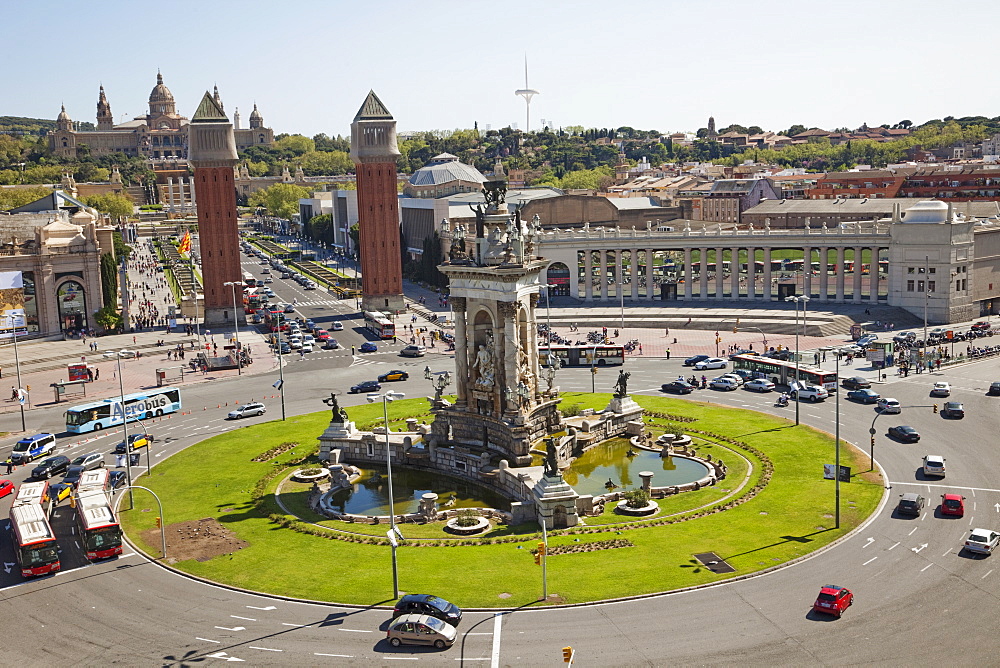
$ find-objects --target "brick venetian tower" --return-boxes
[351,91,405,313]
[188,91,241,325]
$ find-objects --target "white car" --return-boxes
[930,381,951,397]
[331,321,344,331]
[228,402,266,419]
[289,338,303,349]
[694,357,727,370]
[856,334,878,346]
[709,377,739,391]
[922,454,946,477]
[300,342,314,353]
[791,384,829,402]
[877,397,901,414]
[964,528,1000,555]
[302,334,315,345]
[744,378,775,393]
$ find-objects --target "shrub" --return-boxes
[623,488,650,509]
[455,508,478,527]
[561,403,583,417]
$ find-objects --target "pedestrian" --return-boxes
[133,335,137,344]
[351,345,356,355]
[95,368,99,381]
[665,347,671,360]
[5,459,12,474]
[665,327,669,336]
[638,343,643,355]
[10,386,17,402]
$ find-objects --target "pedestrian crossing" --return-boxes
[350,356,386,367]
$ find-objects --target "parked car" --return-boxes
[683,354,710,367]
[847,389,881,404]
[812,585,854,618]
[892,331,917,343]
[709,377,739,391]
[115,433,152,454]
[877,397,901,414]
[887,425,920,443]
[791,385,829,402]
[856,334,878,346]
[841,376,871,390]
[922,454,946,477]
[941,401,964,418]
[31,455,70,480]
[401,345,426,357]
[360,342,378,353]
[0,479,13,498]
[386,614,456,649]
[331,321,344,331]
[964,528,1000,555]
[661,380,695,394]
[305,319,317,331]
[350,380,382,394]
[694,357,727,371]
[744,378,775,393]
[930,381,951,397]
[378,370,409,382]
[228,403,266,419]
[896,493,926,516]
[940,493,965,517]
[393,594,463,625]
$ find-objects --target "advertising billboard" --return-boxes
[0,271,26,340]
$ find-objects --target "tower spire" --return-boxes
[514,54,539,132]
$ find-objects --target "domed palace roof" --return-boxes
[149,71,174,104]
[408,153,487,187]
[57,104,70,122]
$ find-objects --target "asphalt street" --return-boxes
[0,250,998,665]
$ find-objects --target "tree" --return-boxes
[248,183,310,219]
[305,213,333,244]
[93,304,123,333]
[0,185,51,210]
[82,193,134,222]
[783,124,807,137]
[273,134,315,156]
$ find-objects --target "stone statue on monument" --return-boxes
[474,333,496,389]
[323,392,349,423]
[544,437,559,476]
[613,370,631,398]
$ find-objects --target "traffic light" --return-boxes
[870,436,875,448]
[733,327,738,334]
[537,541,546,556]
[155,516,162,528]
[562,647,574,663]
[533,551,541,565]
[933,404,938,414]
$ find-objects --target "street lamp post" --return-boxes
[785,295,810,426]
[834,353,841,528]
[115,351,134,510]
[223,281,243,375]
[276,315,286,421]
[367,391,405,599]
[6,312,26,432]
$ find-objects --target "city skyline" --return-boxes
[6,0,1000,140]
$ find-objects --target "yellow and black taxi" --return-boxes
[378,370,409,383]
[115,432,152,454]
[50,482,74,504]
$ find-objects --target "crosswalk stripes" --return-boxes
[350,356,386,367]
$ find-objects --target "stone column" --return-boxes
[835,247,846,301]
[746,247,756,300]
[188,175,197,208]
[630,248,640,300]
[714,247,724,299]
[698,247,709,299]
[645,249,655,300]
[570,252,580,299]
[599,250,609,302]
[166,178,175,211]
[762,247,772,302]
[853,246,864,303]
[528,293,542,400]
[819,247,830,302]
[614,249,623,302]
[453,297,468,407]
[730,247,740,298]
[584,251,593,301]
[871,245,881,302]
[499,301,519,414]
[802,246,812,298]
[683,247,693,300]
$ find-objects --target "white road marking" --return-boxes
[942,548,952,556]
[206,651,244,662]
[385,658,419,661]
[890,481,1000,493]
[970,516,975,525]
[281,622,306,627]
[909,526,919,536]
[315,654,353,658]
[196,637,221,643]
[230,615,256,621]
[863,537,875,548]
[888,542,900,550]
[920,563,934,572]
[249,646,282,652]
[911,543,927,553]
[491,612,505,668]
[863,556,878,565]
[215,626,245,632]
[458,659,492,662]
[338,628,373,633]
[983,569,994,579]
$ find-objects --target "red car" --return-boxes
[0,479,13,498]
[813,585,853,617]
[941,493,966,517]
[314,329,330,341]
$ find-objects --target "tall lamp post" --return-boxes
[785,295,810,426]
[114,350,134,510]
[367,390,405,598]
[834,353,841,528]
[276,314,286,421]
[5,312,26,432]
[223,281,243,375]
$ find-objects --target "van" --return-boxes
[11,433,57,464]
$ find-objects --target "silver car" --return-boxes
[386,614,456,649]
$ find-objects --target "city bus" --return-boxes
[731,354,837,390]
[64,387,182,433]
[363,311,396,339]
[77,468,109,494]
[243,271,258,288]
[243,287,267,313]
[9,486,60,577]
[13,481,52,515]
[75,489,122,561]
[539,344,626,367]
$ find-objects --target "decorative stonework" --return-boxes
[450,296,466,312]
[497,300,518,319]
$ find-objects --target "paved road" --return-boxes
[0,247,998,665]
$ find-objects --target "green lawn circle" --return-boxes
[120,393,883,608]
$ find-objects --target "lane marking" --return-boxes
[921,563,934,572]
[315,654,353,658]
[888,542,900,550]
[230,615,256,621]
[863,537,875,548]
[196,637,221,643]
[889,481,1000,493]
[942,548,952,556]
[862,556,878,566]
[281,622,306,627]
[491,612,505,668]
[458,659,492,662]
[249,646,282,652]
[338,628,373,633]
[908,527,919,536]
[385,658,419,661]
[983,569,994,579]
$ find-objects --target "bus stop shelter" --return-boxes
[156,366,187,387]
[52,380,88,403]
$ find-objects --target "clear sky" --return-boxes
[8,0,999,139]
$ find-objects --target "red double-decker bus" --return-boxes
[10,491,60,577]
[75,488,123,561]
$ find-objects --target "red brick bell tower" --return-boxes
[188,91,241,325]
[351,91,405,313]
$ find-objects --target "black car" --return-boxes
[62,465,87,486]
[896,492,926,516]
[888,425,920,443]
[31,455,70,480]
[661,380,695,394]
[841,376,871,390]
[350,380,382,394]
[941,401,965,418]
[393,594,462,625]
[683,355,710,367]
[988,382,1000,396]
[109,470,128,490]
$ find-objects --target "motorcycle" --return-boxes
[775,394,789,408]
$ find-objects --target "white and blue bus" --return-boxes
[64,387,182,434]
